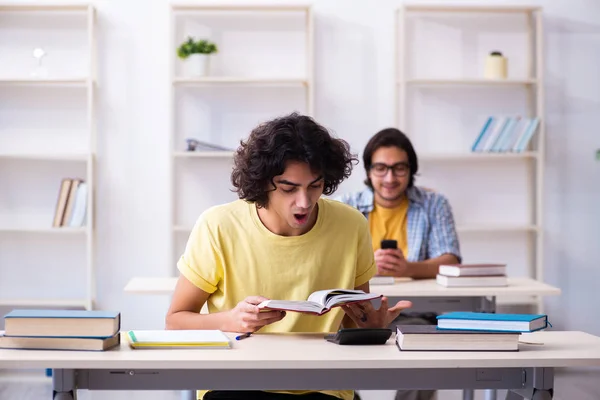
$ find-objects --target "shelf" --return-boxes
[0,298,88,307]
[456,225,538,233]
[403,5,540,14]
[172,4,311,12]
[0,153,88,162]
[173,77,308,87]
[0,78,91,87]
[175,224,539,234]
[419,152,538,161]
[401,78,537,86]
[0,4,91,12]
[0,226,87,234]
[173,151,234,158]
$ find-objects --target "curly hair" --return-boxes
[231,112,358,208]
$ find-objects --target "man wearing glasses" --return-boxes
[337,127,461,280]
[336,128,461,400]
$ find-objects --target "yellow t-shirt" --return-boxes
[368,195,409,256]
[177,197,376,400]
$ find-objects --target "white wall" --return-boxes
[3,0,599,334]
[89,0,600,333]
[2,0,600,398]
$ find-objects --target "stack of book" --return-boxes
[436,263,507,287]
[396,311,549,352]
[0,309,121,351]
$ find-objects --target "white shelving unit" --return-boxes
[169,3,314,270]
[396,5,544,310]
[0,4,96,311]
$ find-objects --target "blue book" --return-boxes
[471,116,494,152]
[437,312,549,332]
[4,309,120,338]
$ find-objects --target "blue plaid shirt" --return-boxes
[334,186,461,263]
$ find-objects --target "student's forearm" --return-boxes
[166,310,231,331]
[407,254,460,279]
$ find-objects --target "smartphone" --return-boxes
[380,239,397,249]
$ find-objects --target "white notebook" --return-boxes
[126,330,231,349]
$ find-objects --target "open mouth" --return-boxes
[293,213,309,224]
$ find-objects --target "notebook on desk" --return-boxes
[126,330,232,349]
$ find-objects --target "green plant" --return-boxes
[177,37,218,59]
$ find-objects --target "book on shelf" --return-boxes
[126,329,231,349]
[257,289,381,315]
[436,312,550,333]
[186,138,234,152]
[52,178,88,228]
[3,309,120,338]
[395,325,520,352]
[471,116,539,153]
[439,263,506,277]
[0,331,120,351]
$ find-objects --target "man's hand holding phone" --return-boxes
[375,239,409,277]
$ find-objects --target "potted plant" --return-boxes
[177,37,218,77]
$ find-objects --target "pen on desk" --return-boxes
[236,332,252,341]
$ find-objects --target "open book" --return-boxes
[257,289,382,315]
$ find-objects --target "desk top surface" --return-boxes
[124,276,561,297]
[0,331,597,370]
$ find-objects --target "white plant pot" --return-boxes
[185,54,210,77]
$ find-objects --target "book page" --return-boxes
[257,300,325,314]
[323,292,380,309]
[307,289,372,308]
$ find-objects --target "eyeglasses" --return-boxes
[369,162,410,177]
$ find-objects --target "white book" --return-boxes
[370,276,396,285]
[439,263,506,277]
[436,274,507,287]
[258,289,381,315]
[67,182,88,227]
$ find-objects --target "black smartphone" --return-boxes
[380,239,398,249]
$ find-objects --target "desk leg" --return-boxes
[52,369,76,400]
[505,390,553,400]
[481,297,497,400]
[462,389,474,400]
[505,367,554,400]
[478,296,496,313]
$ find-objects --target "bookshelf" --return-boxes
[169,3,314,271]
[0,4,96,311]
[396,5,545,311]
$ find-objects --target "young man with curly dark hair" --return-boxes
[166,113,412,400]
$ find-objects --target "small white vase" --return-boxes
[484,51,508,79]
[185,54,209,77]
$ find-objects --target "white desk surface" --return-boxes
[124,276,561,298]
[0,331,597,370]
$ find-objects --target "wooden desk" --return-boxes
[0,331,598,400]
[124,276,561,312]
[125,276,560,298]
[124,276,562,400]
